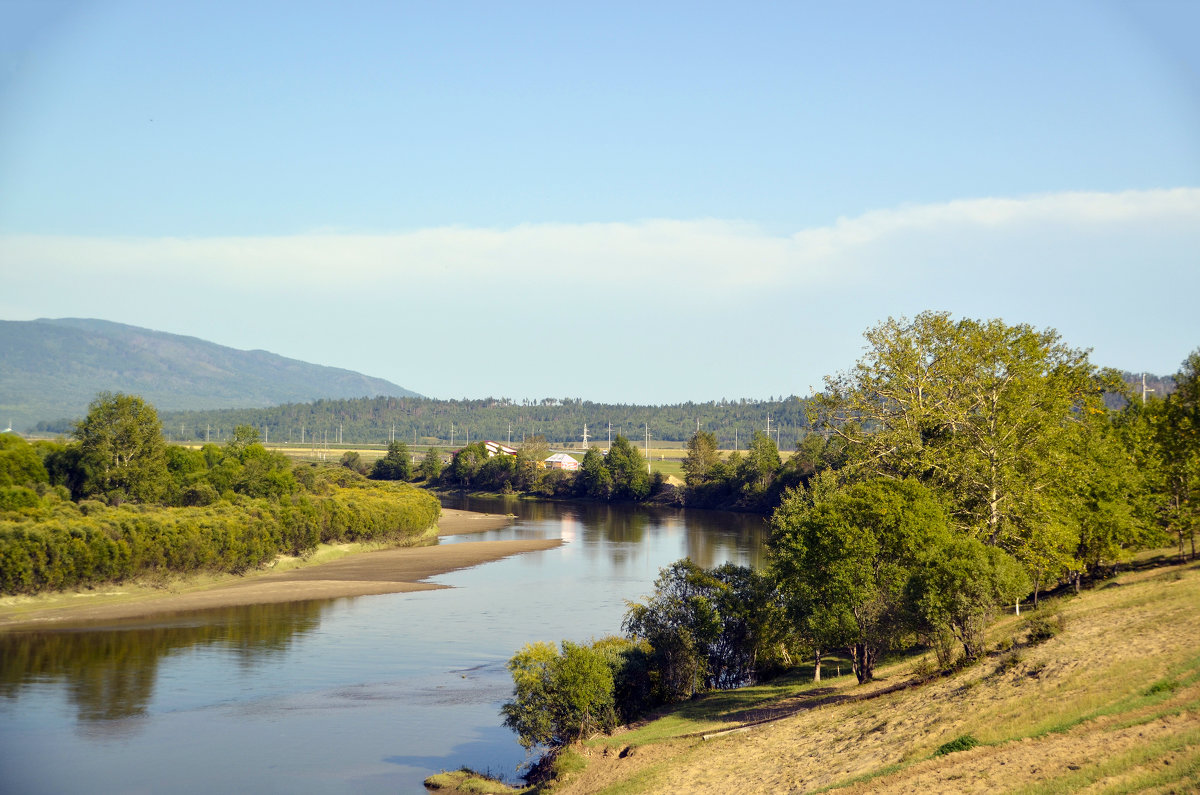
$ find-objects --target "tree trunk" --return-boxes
[853,643,875,684]
[813,649,822,682]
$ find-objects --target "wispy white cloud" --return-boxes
[2,188,1196,402]
[3,189,1196,301]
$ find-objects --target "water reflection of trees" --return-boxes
[0,601,328,728]
[444,495,770,570]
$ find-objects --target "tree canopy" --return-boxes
[812,312,1110,564]
[73,392,168,505]
[769,477,951,683]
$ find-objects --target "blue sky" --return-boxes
[1,0,1198,403]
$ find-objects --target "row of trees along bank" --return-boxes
[0,393,441,594]
[400,426,803,514]
[500,312,1199,762]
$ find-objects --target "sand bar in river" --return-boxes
[0,508,552,631]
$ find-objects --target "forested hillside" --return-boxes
[1,318,418,432]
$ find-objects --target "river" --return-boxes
[0,497,767,794]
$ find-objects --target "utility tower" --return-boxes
[645,423,652,474]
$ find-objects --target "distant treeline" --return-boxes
[34,376,1172,449]
[40,395,815,449]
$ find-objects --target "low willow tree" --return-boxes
[501,641,617,752]
[0,435,49,490]
[907,535,1030,663]
[622,559,793,698]
[622,560,722,701]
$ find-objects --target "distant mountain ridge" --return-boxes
[0,318,419,431]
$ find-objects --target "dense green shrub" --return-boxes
[0,487,42,512]
[1023,609,1066,644]
[0,435,49,489]
[501,640,618,751]
[0,480,440,594]
[934,734,979,755]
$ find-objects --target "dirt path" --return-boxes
[0,509,553,631]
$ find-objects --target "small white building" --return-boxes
[483,441,517,457]
[544,453,580,471]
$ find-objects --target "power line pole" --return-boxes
[645,423,651,474]
[1142,373,1156,404]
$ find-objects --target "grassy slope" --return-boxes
[547,558,1200,794]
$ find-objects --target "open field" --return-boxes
[451,555,1200,794]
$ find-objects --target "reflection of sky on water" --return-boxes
[0,499,765,794]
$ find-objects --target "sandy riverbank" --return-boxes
[0,508,548,631]
[436,507,516,535]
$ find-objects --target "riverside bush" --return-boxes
[0,480,440,594]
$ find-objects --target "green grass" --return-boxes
[424,768,519,793]
[934,734,979,755]
[589,669,853,748]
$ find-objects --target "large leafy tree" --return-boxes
[812,312,1105,566]
[1060,412,1157,588]
[1148,350,1200,561]
[770,477,950,683]
[74,392,168,504]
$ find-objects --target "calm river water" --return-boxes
[0,498,766,794]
